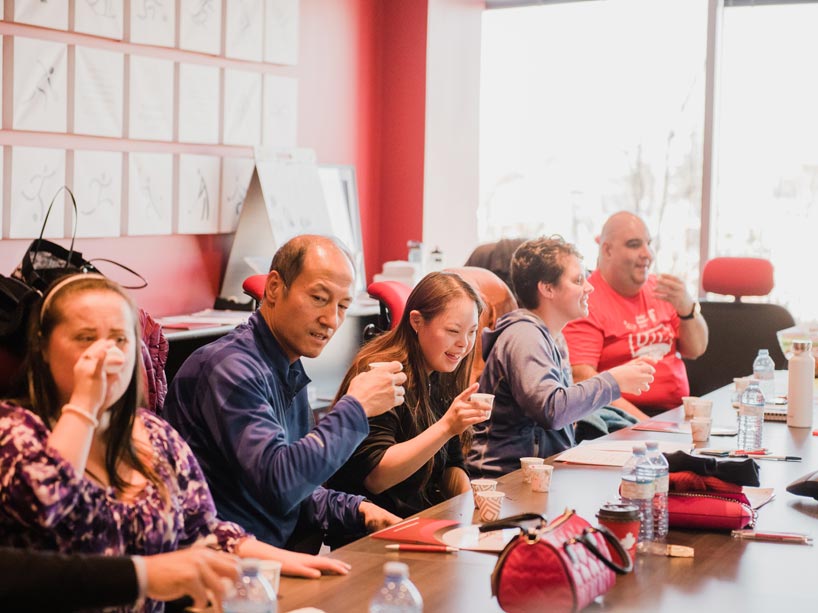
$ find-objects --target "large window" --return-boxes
[481,0,818,322]
[715,2,818,321]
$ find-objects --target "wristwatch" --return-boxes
[679,302,701,320]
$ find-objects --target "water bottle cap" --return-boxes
[792,339,813,353]
[384,561,409,578]
[644,441,659,450]
[758,349,769,356]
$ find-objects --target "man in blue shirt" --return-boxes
[165,235,407,550]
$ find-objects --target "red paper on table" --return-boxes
[370,517,459,545]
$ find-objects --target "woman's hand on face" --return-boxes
[441,382,485,437]
[69,339,115,418]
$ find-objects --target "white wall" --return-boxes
[422,0,484,268]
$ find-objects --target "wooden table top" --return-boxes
[276,380,818,612]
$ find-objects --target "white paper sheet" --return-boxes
[180,0,222,55]
[130,0,175,46]
[10,147,66,239]
[129,55,173,141]
[15,0,68,29]
[554,440,693,467]
[220,157,255,232]
[264,0,299,65]
[178,154,220,234]
[127,153,172,235]
[74,47,124,137]
[178,63,220,144]
[13,38,67,133]
[224,70,262,146]
[75,0,124,39]
[73,150,122,238]
[262,74,297,147]
[226,0,263,61]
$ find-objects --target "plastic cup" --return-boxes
[469,478,497,509]
[691,417,712,442]
[689,398,713,419]
[681,396,698,419]
[530,464,553,492]
[597,503,640,562]
[257,560,282,596]
[520,457,544,483]
[470,393,495,420]
[475,491,505,522]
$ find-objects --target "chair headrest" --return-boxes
[242,274,267,302]
[367,281,413,329]
[702,257,774,298]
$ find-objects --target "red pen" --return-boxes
[385,544,459,553]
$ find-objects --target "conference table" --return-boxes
[275,377,818,612]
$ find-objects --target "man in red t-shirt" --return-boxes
[562,212,709,418]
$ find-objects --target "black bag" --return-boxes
[12,186,147,292]
[0,274,39,356]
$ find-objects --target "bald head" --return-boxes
[597,211,653,297]
[269,235,355,288]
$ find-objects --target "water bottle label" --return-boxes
[654,475,669,494]
[739,404,764,417]
[620,479,654,499]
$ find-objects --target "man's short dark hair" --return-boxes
[511,236,581,310]
[269,235,354,288]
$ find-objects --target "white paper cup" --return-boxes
[470,393,495,420]
[475,490,505,522]
[520,457,544,483]
[258,559,282,595]
[368,361,392,370]
[469,478,497,508]
[690,417,712,442]
[689,398,713,419]
[530,464,553,492]
[681,396,698,419]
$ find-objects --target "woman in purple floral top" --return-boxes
[0,274,349,612]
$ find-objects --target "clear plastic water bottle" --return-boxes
[644,441,669,542]
[619,445,654,544]
[738,379,765,451]
[369,562,423,613]
[752,348,776,404]
[223,559,277,613]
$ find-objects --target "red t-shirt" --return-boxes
[562,270,689,410]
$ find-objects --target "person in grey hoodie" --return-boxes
[466,236,657,478]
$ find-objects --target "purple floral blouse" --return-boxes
[0,402,248,612]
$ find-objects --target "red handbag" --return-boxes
[668,471,756,530]
[481,509,632,613]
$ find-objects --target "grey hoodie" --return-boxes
[466,309,620,478]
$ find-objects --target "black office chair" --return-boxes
[684,257,795,397]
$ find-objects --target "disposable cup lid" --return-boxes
[597,503,640,521]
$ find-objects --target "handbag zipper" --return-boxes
[669,491,757,527]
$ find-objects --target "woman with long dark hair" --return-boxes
[0,274,349,612]
[328,272,488,517]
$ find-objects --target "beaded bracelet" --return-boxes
[61,404,100,429]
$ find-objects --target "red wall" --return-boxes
[0,0,428,316]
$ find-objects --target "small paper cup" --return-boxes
[469,478,497,509]
[520,457,544,483]
[530,464,553,493]
[690,417,712,442]
[681,396,698,419]
[690,398,713,419]
[476,490,505,522]
[470,393,495,420]
[258,560,282,595]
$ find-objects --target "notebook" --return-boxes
[763,406,788,422]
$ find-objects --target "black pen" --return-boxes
[753,455,802,462]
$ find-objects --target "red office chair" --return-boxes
[684,257,795,397]
[364,280,413,341]
[242,274,267,308]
